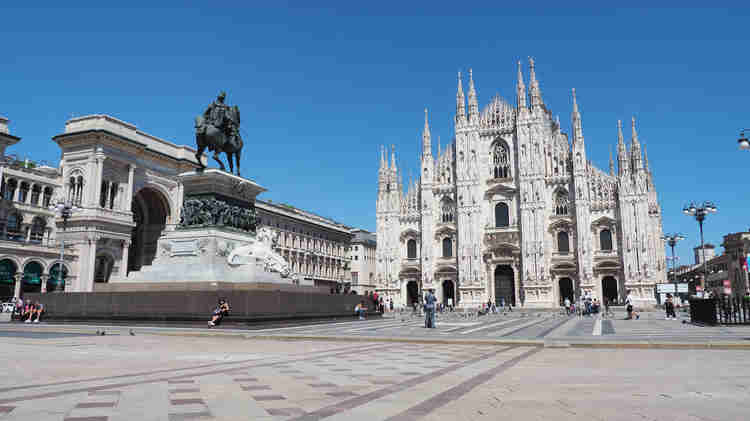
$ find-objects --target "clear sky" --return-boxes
[2,2,749,266]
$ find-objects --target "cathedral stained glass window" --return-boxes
[492,142,510,179]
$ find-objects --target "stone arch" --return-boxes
[128,187,170,272]
[0,255,22,271]
[0,258,18,298]
[21,259,44,294]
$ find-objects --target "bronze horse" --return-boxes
[194,105,243,176]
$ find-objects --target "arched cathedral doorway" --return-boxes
[494,265,515,306]
[442,280,455,307]
[558,277,574,306]
[128,188,169,273]
[406,280,419,308]
[602,276,618,304]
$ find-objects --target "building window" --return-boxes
[18,182,29,203]
[557,231,570,254]
[109,182,118,209]
[30,217,46,242]
[600,229,613,251]
[442,237,453,258]
[2,179,16,201]
[43,187,53,207]
[407,239,417,259]
[351,272,358,282]
[555,191,569,216]
[495,202,509,228]
[441,199,454,223]
[492,142,510,179]
[30,185,41,205]
[6,212,21,236]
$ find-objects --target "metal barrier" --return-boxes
[690,297,750,325]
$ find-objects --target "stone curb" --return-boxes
[6,324,750,350]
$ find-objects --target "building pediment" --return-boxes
[484,183,517,199]
[434,264,457,274]
[591,216,616,228]
[548,219,573,232]
[434,225,456,239]
[399,228,420,242]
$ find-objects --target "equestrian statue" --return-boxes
[195,91,243,176]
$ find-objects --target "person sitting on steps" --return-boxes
[208,299,230,327]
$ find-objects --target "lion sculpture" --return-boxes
[226,227,297,281]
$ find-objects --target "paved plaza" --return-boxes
[0,324,749,421]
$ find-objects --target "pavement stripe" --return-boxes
[0,342,366,394]
[0,343,387,404]
[458,317,525,334]
[285,346,518,421]
[593,317,602,336]
[384,347,542,421]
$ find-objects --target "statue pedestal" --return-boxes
[115,170,300,289]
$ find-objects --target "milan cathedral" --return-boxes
[376,59,665,309]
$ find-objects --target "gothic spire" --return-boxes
[617,120,629,175]
[571,88,584,145]
[456,71,466,125]
[609,146,615,176]
[528,57,544,109]
[516,60,527,110]
[631,116,642,170]
[643,143,650,171]
[390,144,397,174]
[467,68,479,123]
[380,144,387,170]
[422,108,432,157]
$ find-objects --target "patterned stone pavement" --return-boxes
[1,331,749,420]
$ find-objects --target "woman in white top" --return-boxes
[625,290,639,320]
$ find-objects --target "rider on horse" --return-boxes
[201,91,240,151]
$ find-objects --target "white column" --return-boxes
[13,273,21,298]
[126,164,135,212]
[27,183,34,204]
[120,240,130,278]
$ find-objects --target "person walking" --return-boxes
[424,289,437,328]
[564,297,571,315]
[625,290,639,320]
[665,293,677,320]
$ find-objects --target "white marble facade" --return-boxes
[376,60,666,309]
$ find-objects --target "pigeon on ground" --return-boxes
[100,330,106,336]
[129,329,135,336]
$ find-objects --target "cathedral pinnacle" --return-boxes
[516,60,527,110]
[380,144,387,170]
[609,145,615,176]
[631,117,642,170]
[456,71,466,124]
[422,108,432,157]
[571,88,583,145]
[617,120,629,175]
[467,68,479,123]
[391,144,397,173]
[528,57,544,109]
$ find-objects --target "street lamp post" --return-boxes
[683,202,717,295]
[738,130,750,150]
[49,200,81,292]
[662,233,685,300]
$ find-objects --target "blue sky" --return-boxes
[1,2,749,266]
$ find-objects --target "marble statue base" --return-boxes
[121,228,296,285]
[114,169,302,288]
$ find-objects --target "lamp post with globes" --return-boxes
[738,130,750,150]
[48,200,81,292]
[662,233,685,299]
[683,202,717,295]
